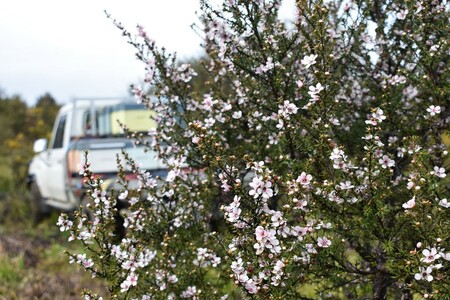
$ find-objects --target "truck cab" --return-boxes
[27,98,165,221]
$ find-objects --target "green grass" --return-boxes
[0,188,107,299]
[0,253,25,289]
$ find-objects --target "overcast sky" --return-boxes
[0,0,295,106]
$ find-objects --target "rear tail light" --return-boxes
[67,149,81,176]
[67,150,83,197]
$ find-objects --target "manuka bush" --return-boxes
[58,0,449,299]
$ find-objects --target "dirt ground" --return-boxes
[0,231,107,300]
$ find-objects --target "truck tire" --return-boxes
[81,193,126,240]
[29,182,51,223]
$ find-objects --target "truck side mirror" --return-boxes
[33,138,48,153]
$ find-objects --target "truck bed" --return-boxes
[69,137,166,175]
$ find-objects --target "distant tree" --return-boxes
[0,93,29,190]
[0,91,60,190]
[0,95,28,141]
[27,93,60,140]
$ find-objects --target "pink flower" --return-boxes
[396,9,408,20]
[293,198,308,211]
[379,155,395,168]
[249,176,274,199]
[202,94,215,111]
[255,226,269,242]
[244,280,258,294]
[421,248,440,264]
[137,24,148,38]
[81,257,94,268]
[296,172,312,186]
[231,258,245,275]
[317,236,331,248]
[120,272,138,292]
[255,57,276,74]
[254,226,281,254]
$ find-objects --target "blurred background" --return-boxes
[0,0,339,297]
[0,1,209,297]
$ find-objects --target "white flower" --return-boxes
[244,279,258,294]
[433,166,446,178]
[231,257,245,275]
[181,286,197,298]
[270,211,285,228]
[278,100,298,117]
[365,108,386,125]
[56,214,73,232]
[373,108,386,121]
[388,75,406,85]
[118,190,128,200]
[255,57,276,74]
[438,198,450,208]
[402,196,416,209]
[81,256,94,268]
[308,83,324,97]
[330,148,345,160]
[430,45,440,52]
[426,105,441,116]
[339,181,354,190]
[414,266,433,282]
[421,247,440,264]
[301,54,318,69]
[232,111,243,119]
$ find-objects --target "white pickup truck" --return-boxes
[27,98,165,221]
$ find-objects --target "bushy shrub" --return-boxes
[60,1,449,299]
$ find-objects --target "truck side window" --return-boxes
[52,114,67,149]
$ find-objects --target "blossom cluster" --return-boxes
[61,0,450,298]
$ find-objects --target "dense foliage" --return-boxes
[0,92,59,191]
[61,0,449,299]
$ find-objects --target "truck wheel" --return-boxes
[81,193,126,241]
[29,182,50,223]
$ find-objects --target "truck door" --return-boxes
[45,113,69,203]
